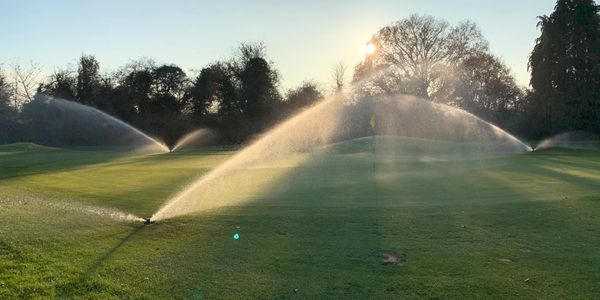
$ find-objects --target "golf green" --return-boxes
[1,141,600,299]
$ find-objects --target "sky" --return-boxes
[1,0,557,91]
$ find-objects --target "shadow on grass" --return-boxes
[465,170,600,298]
[54,224,146,298]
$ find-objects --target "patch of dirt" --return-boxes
[519,245,533,253]
[334,282,352,290]
[378,251,407,265]
[498,258,512,263]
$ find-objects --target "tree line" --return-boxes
[0,43,324,146]
[0,0,598,146]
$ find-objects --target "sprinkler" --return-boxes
[144,218,155,225]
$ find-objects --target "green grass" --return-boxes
[1,140,600,299]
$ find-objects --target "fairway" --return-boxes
[1,141,600,299]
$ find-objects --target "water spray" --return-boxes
[37,94,170,154]
[370,112,377,205]
[170,128,218,152]
[150,94,535,221]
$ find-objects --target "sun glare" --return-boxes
[361,43,376,56]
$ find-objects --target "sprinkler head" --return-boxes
[144,218,154,225]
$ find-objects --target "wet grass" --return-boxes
[1,142,600,299]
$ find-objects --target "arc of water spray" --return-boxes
[41,94,170,154]
[439,103,534,152]
[534,131,600,151]
[1,194,144,223]
[150,93,534,222]
[149,96,344,222]
[170,128,215,152]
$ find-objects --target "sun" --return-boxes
[361,43,376,56]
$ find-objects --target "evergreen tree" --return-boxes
[0,72,18,143]
[230,43,282,138]
[528,0,600,137]
[77,55,101,104]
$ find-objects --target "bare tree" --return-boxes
[353,14,488,100]
[332,62,347,92]
[10,61,42,107]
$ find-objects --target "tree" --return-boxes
[187,63,238,119]
[150,64,188,114]
[116,59,156,116]
[528,0,600,137]
[451,52,523,123]
[237,56,278,116]
[76,55,101,104]
[112,60,192,146]
[233,43,281,116]
[0,69,13,107]
[153,65,187,99]
[230,43,282,136]
[42,68,77,100]
[353,14,488,100]
[114,60,190,116]
[10,61,42,108]
[86,72,121,117]
[332,62,347,92]
[284,82,323,113]
[0,70,18,143]
[2,42,313,145]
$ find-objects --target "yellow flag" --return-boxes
[369,113,376,129]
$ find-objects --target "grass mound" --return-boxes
[323,136,467,153]
[320,135,526,160]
